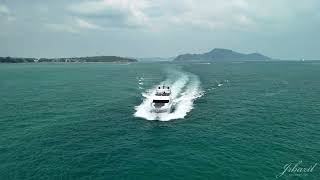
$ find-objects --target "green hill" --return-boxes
[174,48,271,62]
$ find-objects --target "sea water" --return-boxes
[0,62,319,179]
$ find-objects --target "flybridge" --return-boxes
[155,85,171,96]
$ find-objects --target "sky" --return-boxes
[0,0,320,59]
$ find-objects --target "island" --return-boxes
[0,56,138,63]
[174,48,271,62]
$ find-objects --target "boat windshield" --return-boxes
[153,100,169,103]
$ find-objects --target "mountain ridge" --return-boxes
[174,48,271,62]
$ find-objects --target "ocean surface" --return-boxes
[0,62,319,179]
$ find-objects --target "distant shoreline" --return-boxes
[0,56,138,63]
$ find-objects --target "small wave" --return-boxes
[134,69,203,121]
[137,77,145,90]
[193,62,211,65]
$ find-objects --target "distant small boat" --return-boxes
[151,85,172,113]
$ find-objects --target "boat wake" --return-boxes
[134,69,203,121]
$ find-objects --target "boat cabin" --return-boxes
[155,85,171,96]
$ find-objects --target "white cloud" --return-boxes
[235,14,254,25]
[75,18,104,30]
[0,4,10,14]
[138,0,258,30]
[67,0,320,31]
[66,0,275,30]
[44,17,106,33]
[1,0,320,58]
[5,0,320,34]
[45,23,78,33]
[69,0,150,28]
[0,3,16,24]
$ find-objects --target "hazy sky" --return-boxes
[0,0,319,59]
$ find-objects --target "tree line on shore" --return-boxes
[0,56,138,63]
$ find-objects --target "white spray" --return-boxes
[134,69,203,121]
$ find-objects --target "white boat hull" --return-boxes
[151,85,172,113]
[151,102,173,113]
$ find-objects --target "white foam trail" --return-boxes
[134,70,203,121]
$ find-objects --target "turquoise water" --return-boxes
[0,62,319,179]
